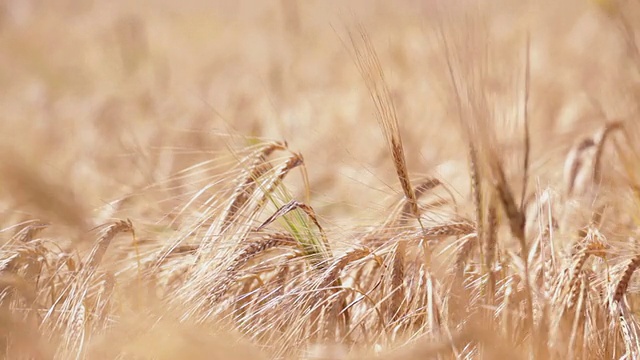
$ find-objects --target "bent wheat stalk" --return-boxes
[221,141,288,231]
[613,252,640,304]
[85,219,134,271]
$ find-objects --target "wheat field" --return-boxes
[1,0,640,359]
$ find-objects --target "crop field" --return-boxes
[1,0,640,359]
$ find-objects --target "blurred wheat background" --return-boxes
[1,0,640,359]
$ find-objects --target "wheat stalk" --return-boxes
[209,232,296,302]
[389,240,406,322]
[221,141,288,231]
[84,219,134,271]
[613,253,640,304]
[348,26,422,228]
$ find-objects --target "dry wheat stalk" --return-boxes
[564,137,596,197]
[389,240,406,321]
[221,141,288,231]
[592,121,623,187]
[270,261,290,301]
[493,165,526,244]
[520,32,531,212]
[318,248,380,290]
[397,179,442,225]
[162,244,199,260]
[484,196,498,303]
[617,303,640,359]
[68,301,86,357]
[243,260,293,337]
[541,225,556,300]
[423,222,475,239]
[348,26,421,227]
[453,234,478,276]
[232,275,259,326]
[492,163,535,340]
[209,232,296,302]
[256,199,331,268]
[500,276,515,338]
[361,178,446,249]
[85,219,134,271]
[322,289,349,342]
[468,145,484,245]
[613,253,640,304]
[425,273,442,336]
[12,221,49,243]
[567,272,588,358]
[565,232,606,308]
[619,310,634,359]
[405,263,428,325]
[567,251,590,307]
[257,200,324,236]
[255,152,304,209]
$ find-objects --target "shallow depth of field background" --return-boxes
[2,0,634,225]
[1,0,640,358]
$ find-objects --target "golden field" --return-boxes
[1,0,640,358]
